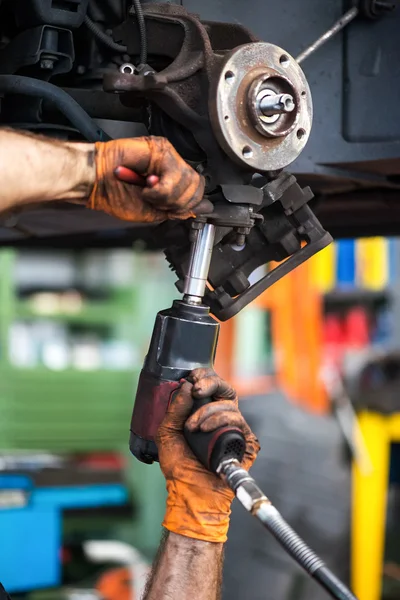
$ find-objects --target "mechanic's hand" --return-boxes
[157,368,260,543]
[88,136,209,222]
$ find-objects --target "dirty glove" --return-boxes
[157,368,260,543]
[88,136,208,222]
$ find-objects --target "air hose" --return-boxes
[0,75,109,142]
[129,0,147,66]
[220,460,358,600]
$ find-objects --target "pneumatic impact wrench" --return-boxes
[129,221,358,600]
[129,221,244,469]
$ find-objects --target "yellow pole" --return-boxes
[352,412,390,600]
[356,238,389,290]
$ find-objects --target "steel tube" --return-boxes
[183,223,216,303]
[296,7,359,64]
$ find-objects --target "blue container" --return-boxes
[336,239,356,287]
[0,475,127,593]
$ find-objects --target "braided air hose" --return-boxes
[221,461,358,600]
[130,0,147,66]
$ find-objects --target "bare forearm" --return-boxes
[0,128,95,212]
[143,531,224,600]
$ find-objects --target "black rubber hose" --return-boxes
[261,507,357,600]
[0,75,109,142]
[315,567,358,600]
[130,0,147,66]
[84,15,128,53]
[222,462,359,600]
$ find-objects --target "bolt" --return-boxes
[40,58,55,70]
[259,93,295,117]
[235,226,251,246]
[119,63,136,75]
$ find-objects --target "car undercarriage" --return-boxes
[0,0,399,311]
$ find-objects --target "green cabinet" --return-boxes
[0,368,137,451]
[0,250,141,451]
[0,249,177,553]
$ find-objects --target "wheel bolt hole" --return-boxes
[280,55,290,68]
[242,145,253,159]
[297,128,306,140]
[225,70,235,83]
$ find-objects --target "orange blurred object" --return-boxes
[214,319,235,383]
[96,567,133,600]
[216,256,331,413]
[255,259,329,413]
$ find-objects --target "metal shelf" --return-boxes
[324,289,390,310]
[13,301,133,326]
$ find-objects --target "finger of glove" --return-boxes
[242,434,261,471]
[165,197,213,219]
[186,400,237,431]
[135,198,169,223]
[105,138,153,176]
[193,198,214,215]
[157,175,206,213]
[198,411,258,454]
[188,368,216,383]
[142,173,203,212]
[89,183,168,223]
[165,211,196,221]
[147,136,186,179]
[161,381,194,431]
[144,138,194,201]
[110,188,167,223]
[144,138,205,212]
[192,375,237,403]
[197,410,251,434]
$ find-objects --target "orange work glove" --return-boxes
[157,368,260,543]
[88,136,208,222]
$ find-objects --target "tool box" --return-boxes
[0,465,128,593]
